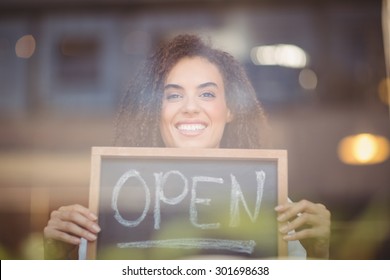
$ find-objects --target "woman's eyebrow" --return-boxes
[197,82,218,89]
[164,82,219,91]
[164,84,183,91]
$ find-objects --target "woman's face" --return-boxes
[160,56,233,148]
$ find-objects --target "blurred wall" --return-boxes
[0,0,389,259]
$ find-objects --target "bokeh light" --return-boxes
[250,44,308,68]
[338,133,390,165]
[15,34,36,59]
[299,68,318,90]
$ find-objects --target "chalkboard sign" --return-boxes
[88,147,288,259]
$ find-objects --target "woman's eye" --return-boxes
[165,93,182,101]
[200,92,215,99]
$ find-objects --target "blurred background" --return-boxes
[0,0,389,259]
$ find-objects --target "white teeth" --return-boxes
[177,124,206,131]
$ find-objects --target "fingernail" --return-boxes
[283,234,294,241]
[90,213,98,220]
[92,224,101,233]
[71,237,81,245]
[280,225,289,234]
[87,233,97,241]
[274,205,284,211]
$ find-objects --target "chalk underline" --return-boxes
[117,238,256,254]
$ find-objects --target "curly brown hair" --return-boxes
[114,34,269,149]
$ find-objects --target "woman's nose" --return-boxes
[181,96,201,114]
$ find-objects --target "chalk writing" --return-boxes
[117,238,256,254]
[112,169,265,230]
[112,169,151,227]
[230,171,265,227]
[190,176,224,230]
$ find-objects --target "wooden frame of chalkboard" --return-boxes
[88,147,288,259]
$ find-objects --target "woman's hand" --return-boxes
[43,204,101,259]
[44,204,101,245]
[275,199,331,259]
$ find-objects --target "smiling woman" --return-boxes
[114,34,269,149]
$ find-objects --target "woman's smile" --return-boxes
[175,121,208,136]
